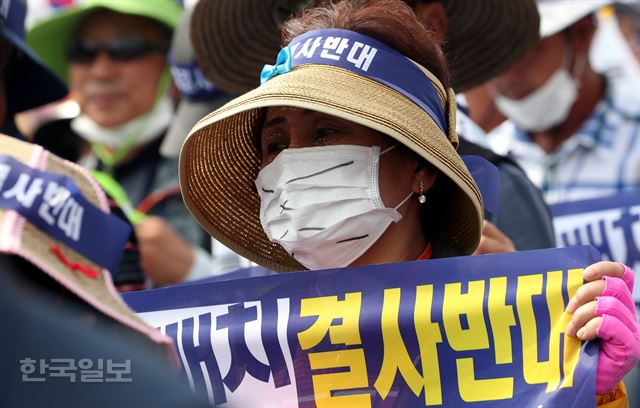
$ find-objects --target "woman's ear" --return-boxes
[412,162,438,194]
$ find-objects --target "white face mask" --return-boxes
[255,144,413,270]
[493,42,583,132]
[71,96,173,148]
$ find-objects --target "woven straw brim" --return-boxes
[191,0,285,95]
[0,136,163,343]
[180,64,483,272]
[441,0,540,92]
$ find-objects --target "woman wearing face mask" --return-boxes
[180,0,639,404]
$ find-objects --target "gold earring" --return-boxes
[418,180,426,204]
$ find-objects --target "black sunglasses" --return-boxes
[67,36,166,64]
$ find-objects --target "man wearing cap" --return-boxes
[0,2,210,405]
[488,0,640,205]
[27,0,215,286]
[0,0,66,137]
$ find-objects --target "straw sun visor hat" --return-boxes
[190,0,540,94]
[26,0,182,83]
[0,135,172,351]
[538,0,613,37]
[180,28,484,272]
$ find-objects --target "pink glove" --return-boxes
[594,263,640,394]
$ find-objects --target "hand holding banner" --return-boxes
[551,192,640,304]
[124,246,601,407]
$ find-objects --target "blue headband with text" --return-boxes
[261,28,448,134]
[0,155,131,273]
[260,29,498,214]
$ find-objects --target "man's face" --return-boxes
[491,33,567,100]
[69,11,167,127]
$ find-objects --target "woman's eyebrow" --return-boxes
[263,116,287,129]
[264,109,322,129]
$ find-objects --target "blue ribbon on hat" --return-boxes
[261,46,293,85]
[0,155,131,273]
[259,28,448,135]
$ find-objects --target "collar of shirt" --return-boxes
[456,108,491,148]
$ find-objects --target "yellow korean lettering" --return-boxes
[456,357,514,402]
[560,268,584,388]
[488,277,515,364]
[414,284,444,406]
[455,277,514,402]
[374,288,427,401]
[516,272,563,392]
[443,280,489,351]
[308,349,371,408]
[298,292,370,406]
[298,292,362,350]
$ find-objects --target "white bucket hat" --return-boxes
[538,0,613,37]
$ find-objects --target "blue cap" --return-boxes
[1,0,67,114]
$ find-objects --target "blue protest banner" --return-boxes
[550,192,640,303]
[0,155,131,273]
[124,246,600,407]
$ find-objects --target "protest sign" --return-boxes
[124,246,600,407]
[551,192,640,302]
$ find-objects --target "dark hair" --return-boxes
[403,0,438,10]
[282,0,450,89]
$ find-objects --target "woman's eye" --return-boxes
[267,141,287,155]
[315,127,338,140]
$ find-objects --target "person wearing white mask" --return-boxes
[488,0,640,205]
[180,3,639,405]
[190,0,557,256]
[27,0,214,287]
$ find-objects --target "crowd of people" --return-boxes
[1,0,639,406]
